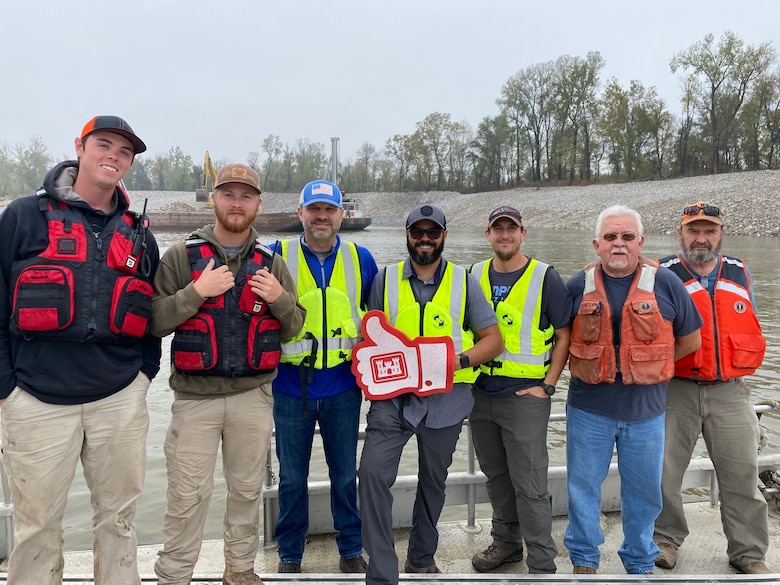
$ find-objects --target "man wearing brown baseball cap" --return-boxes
[654,202,771,574]
[0,115,160,584]
[152,163,305,585]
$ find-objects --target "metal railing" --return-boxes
[261,404,780,544]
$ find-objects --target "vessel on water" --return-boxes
[147,198,372,233]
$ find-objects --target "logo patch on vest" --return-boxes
[734,301,747,314]
[637,300,653,313]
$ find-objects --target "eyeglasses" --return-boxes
[600,232,638,242]
[407,227,444,240]
[682,203,720,218]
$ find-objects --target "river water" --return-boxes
[59,224,780,549]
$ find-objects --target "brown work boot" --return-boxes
[277,561,301,573]
[573,565,597,574]
[654,541,678,569]
[404,559,441,573]
[339,555,368,573]
[471,543,524,572]
[729,560,772,574]
[222,568,263,585]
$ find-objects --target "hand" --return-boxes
[514,385,549,399]
[193,258,235,298]
[248,267,283,303]
[352,310,455,400]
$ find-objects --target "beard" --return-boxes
[407,238,444,265]
[681,238,721,265]
[215,207,256,233]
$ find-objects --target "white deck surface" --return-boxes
[24,502,780,584]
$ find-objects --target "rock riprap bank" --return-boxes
[129,169,780,237]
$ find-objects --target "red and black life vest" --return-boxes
[171,237,282,378]
[11,196,153,344]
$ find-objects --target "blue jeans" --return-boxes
[564,404,663,574]
[273,387,363,562]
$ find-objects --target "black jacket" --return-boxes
[0,160,161,404]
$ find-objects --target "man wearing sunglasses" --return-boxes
[468,206,572,574]
[653,202,771,575]
[564,205,702,575]
[358,204,503,585]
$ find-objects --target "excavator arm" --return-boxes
[195,150,217,205]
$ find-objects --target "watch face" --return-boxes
[543,383,556,396]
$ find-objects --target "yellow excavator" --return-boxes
[195,150,217,206]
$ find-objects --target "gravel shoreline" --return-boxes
[127,168,779,237]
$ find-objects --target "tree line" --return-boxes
[1,32,778,200]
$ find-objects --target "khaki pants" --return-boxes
[154,385,274,585]
[654,377,769,565]
[1,372,150,585]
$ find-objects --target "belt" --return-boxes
[674,377,730,386]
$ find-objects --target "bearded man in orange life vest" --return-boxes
[563,204,702,576]
[653,202,772,575]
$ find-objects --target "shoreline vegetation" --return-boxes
[4,169,779,237]
[138,169,780,237]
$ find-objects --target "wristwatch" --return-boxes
[459,353,471,369]
[541,383,556,396]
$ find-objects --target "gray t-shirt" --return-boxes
[368,258,497,428]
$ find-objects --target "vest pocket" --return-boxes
[173,314,217,371]
[110,276,152,338]
[625,345,672,385]
[13,265,75,332]
[576,301,602,342]
[627,300,660,341]
[727,333,766,370]
[568,343,607,384]
[248,315,282,370]
[238,282,266,314]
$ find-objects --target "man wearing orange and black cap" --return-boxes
[654,202,772,575]
[0,115,160,584]
[151,164,305,585]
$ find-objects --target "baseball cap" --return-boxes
[214,163,261,194]
[300,180,343,208]
[487,205,523,228]
[680,201,723,226]
[406,204,446,229]
[80,115,147,154]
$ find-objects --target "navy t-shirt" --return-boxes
[566,265,702,421]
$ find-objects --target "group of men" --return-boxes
[0,115,773,585]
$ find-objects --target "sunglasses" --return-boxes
[601,232,638,242]
[682,203,720,218]
[407,227,444,240]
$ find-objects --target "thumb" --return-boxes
[201,258,216,273]
[361,310,401,346]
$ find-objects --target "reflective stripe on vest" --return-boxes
[472,258,553,378]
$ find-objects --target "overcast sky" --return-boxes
[2,0,777,166]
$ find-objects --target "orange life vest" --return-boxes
[659,254,765,380]
[569,257,675,385]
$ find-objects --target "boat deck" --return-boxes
[33,502,780,584]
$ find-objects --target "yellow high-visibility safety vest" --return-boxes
[383,261,477,383]
[471,258,553,378]
[280,239,364,369]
